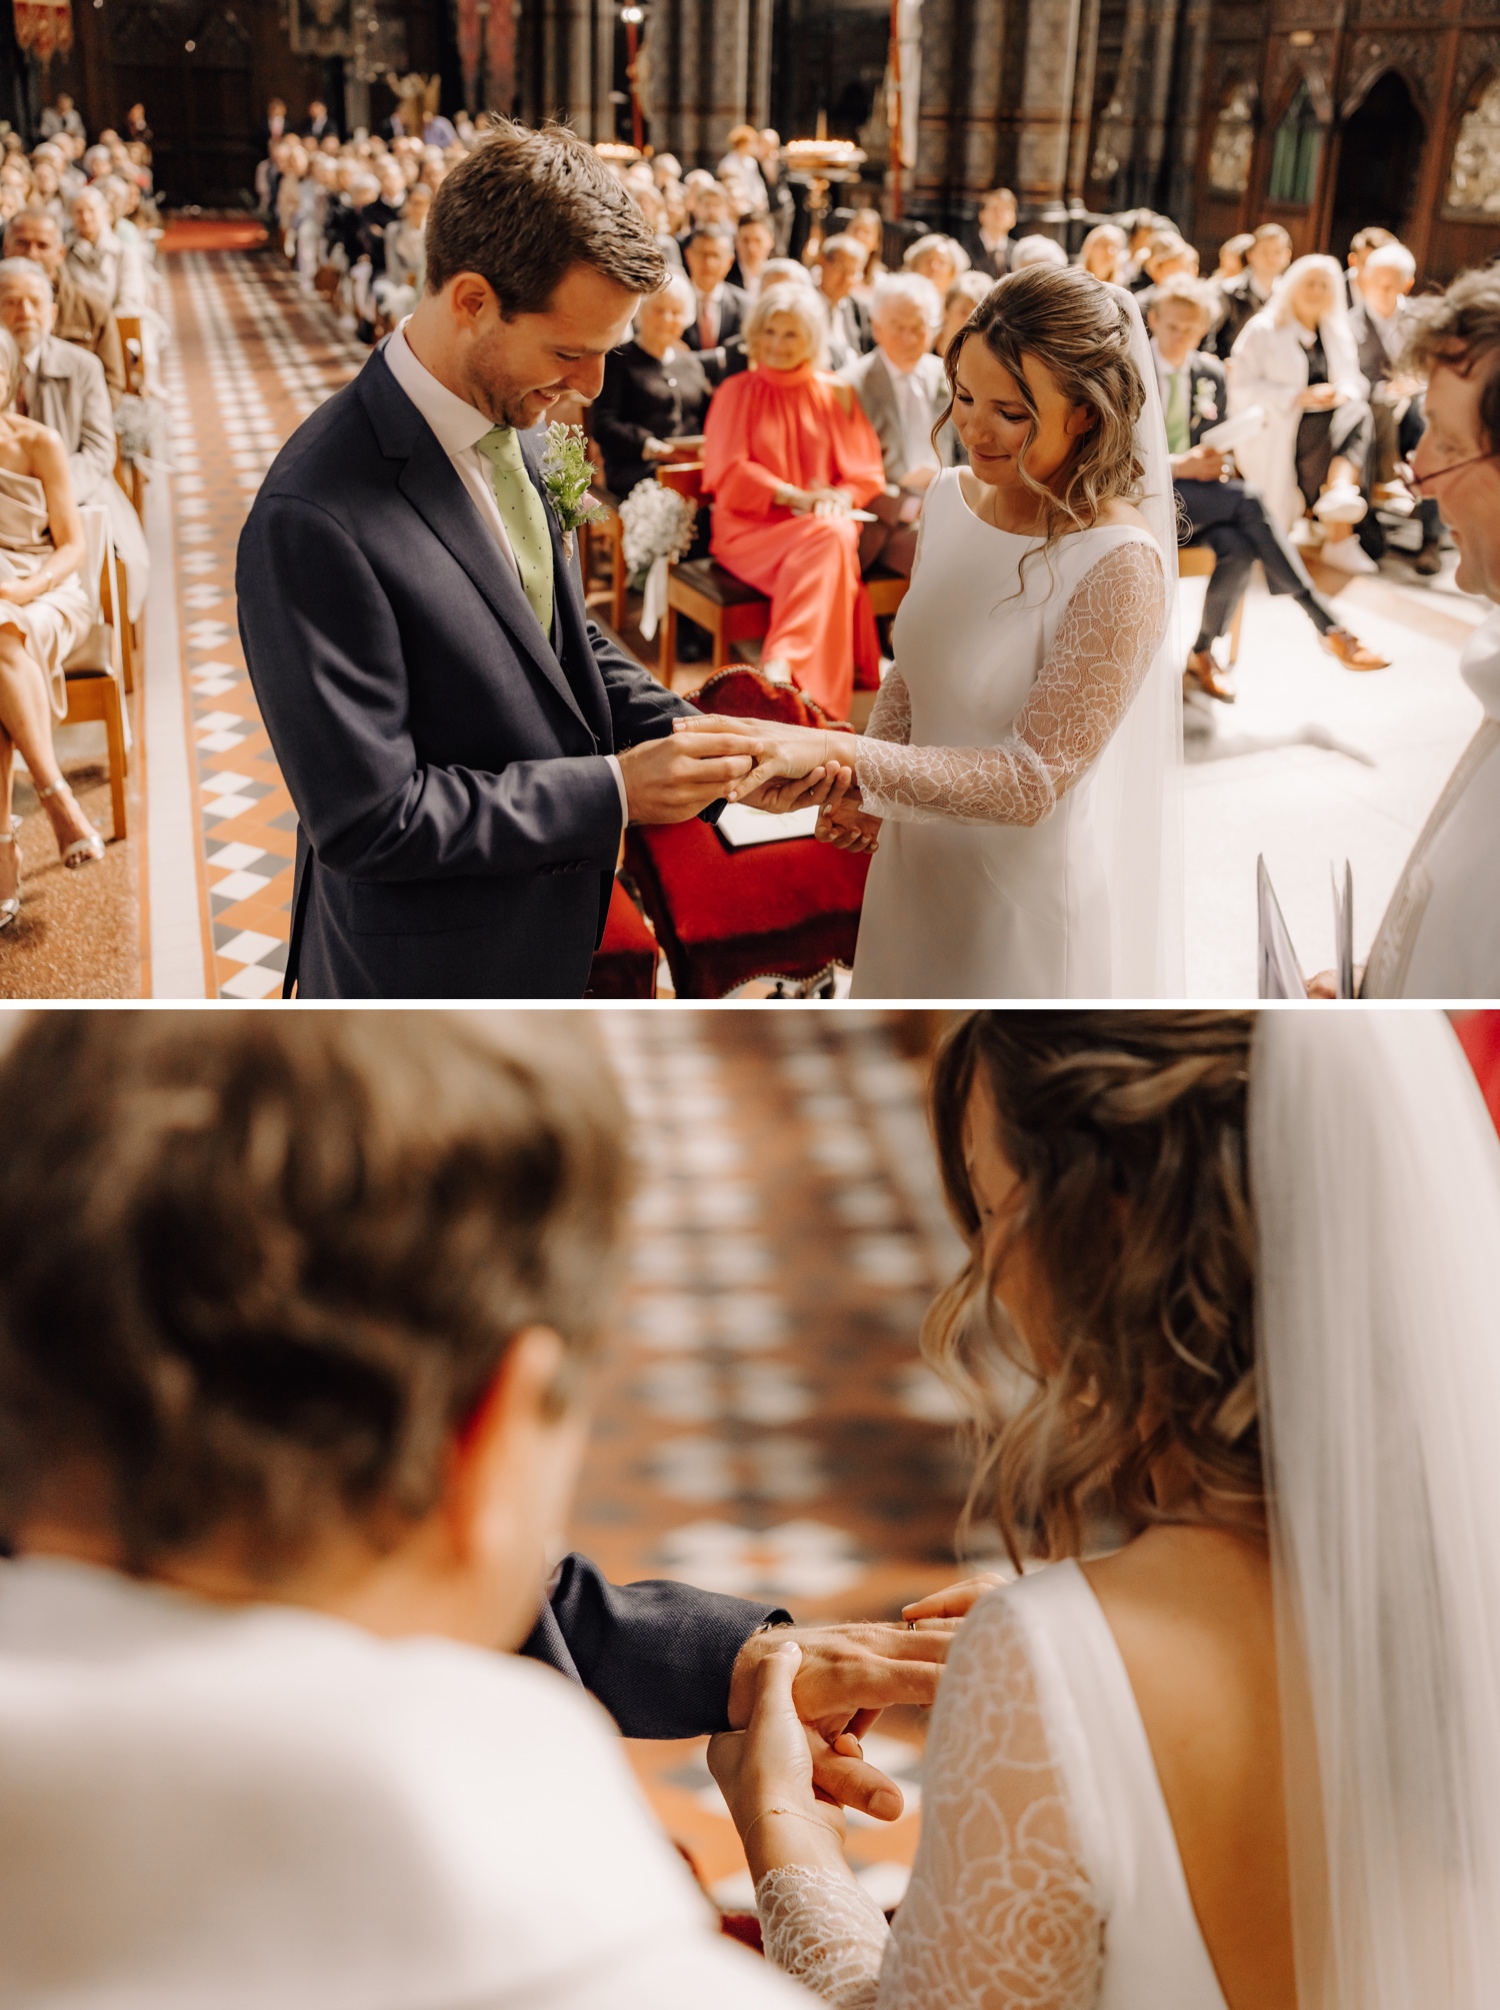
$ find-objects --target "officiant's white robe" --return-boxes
[0,1556,802,2010]
[1363,608,1500,997]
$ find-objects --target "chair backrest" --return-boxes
[690,665,853,731]
[659,461,706,504]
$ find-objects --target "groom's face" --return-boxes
[452,262,642,430]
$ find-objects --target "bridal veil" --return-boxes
[1252,1011,1500,2007]
[1094,284,1186,998]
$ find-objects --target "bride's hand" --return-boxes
[675,713,836,800]
[817,793,881,853]
[901,1573,1006,1622]
[743,761,855,815]
[708,1643,850,1878]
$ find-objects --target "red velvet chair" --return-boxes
[623,668,871,997]
[585,876,659,997]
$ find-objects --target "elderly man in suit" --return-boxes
[0,256,149,622]
[1348,241,1444,576]
[3,210,126,403]
[966,186,1016,281]
[842,271,951,578]
[237,124,820,1000]
[1152,274,1385,702]
[680,223,749,383]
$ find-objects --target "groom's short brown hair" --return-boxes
[426,119,667,316]
[0,1011,629,1574]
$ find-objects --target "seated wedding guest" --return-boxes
[1214,230,1254,282]
[0,322,101,926]
[373,179,431,328]
[1137,228,1197,298]
[681,222,749,376]
[816,231,872,368]
[25,149,68,231]
[1010,233,1068,272]
[1151,275,1385,703]
[301,95,338,144]
[846,207,887,293]
[1337,269,1500,995]
[4,211,126,403]
[703,280,886,716]
[592,273,710,499]
[759,131,796,254]
[678,170,736,246]
[1348,241,1443,574]
[843,271,952,579]
[1229,254,1375,573]
[1345,222,1396,307]
[630,182,683,273]
[64,185,122,312]
[1078,221,1127,285]
[0,258,148,622]
[38,91,85,142]
[1212,220,1291,358]
[967,186,1016,280]
[903,232,970,295]
[0,1010,943,2007]
[732,211,774,298]
[938,270,992,359]
[718,123,769,216]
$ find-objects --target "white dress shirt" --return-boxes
[1149,336,1192,441]
[694,283,725,348]
[385,320,629,823]
[0,1557,800,2010]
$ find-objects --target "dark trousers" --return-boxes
[1176,477,1342,650]
[1295,398,1375,511]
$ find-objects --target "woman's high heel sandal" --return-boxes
[36,778,105,868]
[0,827,19,931]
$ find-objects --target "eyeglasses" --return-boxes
[1405,450,1498,495]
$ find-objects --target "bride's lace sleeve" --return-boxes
[755,1589,1103,2010]
[862,667,912,747]
[852,537,1166,828]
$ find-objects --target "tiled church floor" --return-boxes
[584,1010,970,1908]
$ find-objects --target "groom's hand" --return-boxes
[618,731,760,824]
[728,1619,956,1819]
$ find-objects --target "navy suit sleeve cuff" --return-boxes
[520,1551,791,1737]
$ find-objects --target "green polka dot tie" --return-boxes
[476,425,554,637]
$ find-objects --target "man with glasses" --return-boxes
[1329,268,1500,995]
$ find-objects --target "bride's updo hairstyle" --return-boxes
[940,265,1147,549]
[926,1010,1260,1568]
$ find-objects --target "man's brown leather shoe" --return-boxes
[1323,627,1389,671]
[1184,649,1236,702]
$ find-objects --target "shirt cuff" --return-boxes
[605,752,630,827]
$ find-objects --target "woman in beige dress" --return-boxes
[0,322,100,930]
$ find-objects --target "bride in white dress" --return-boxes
[687,266,1185,998]
[709,1010,1500,2007]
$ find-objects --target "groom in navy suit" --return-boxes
[238,123,768,998]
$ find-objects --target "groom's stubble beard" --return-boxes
[466,322,564,434]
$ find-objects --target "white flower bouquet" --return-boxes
[114,393,168,471]
[618,477,699,640]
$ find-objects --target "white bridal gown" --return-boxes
[757,1564,1229,2009]
[848,470,1170,1000]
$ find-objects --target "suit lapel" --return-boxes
[394,422,591,732]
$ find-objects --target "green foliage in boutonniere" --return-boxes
[539,423,603,536]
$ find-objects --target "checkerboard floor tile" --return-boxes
[166,248,364,997]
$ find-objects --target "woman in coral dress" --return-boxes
[702,281,886,718]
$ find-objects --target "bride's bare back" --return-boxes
[1083,1525,1295,2010]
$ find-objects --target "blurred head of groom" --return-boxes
[406,122,665,428]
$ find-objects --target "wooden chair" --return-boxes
[115,314,146,398]
[580,493,629,632]
[61,505,128,841]
[1177,545,1245,664]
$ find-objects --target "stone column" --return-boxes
[954,0,1006,212]
[747,0,773,129]
[1134,0,1183,206]
[566,0,594,134]
[704,0,750,159]
[1016,0,1082,227]
[1091,0,1148,203]
[1166,0,1212,232]
[1065,0,1101,208]
[911,0,960,216]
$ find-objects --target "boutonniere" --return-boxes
[539,422,603,558]
[1193,379,1218,424]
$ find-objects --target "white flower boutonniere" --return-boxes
[1192,379,1218,425]
[539,422,603,558]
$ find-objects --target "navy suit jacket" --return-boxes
[237,346,697,998]
[524,1553,790,1738]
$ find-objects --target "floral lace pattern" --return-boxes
[756,1590,1103,2010]
[852,538,1166,829]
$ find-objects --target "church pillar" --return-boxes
[912,0,961,216]
[705,0,750,159]
[954,0,1005,216]
[1166,0,1211,233]
[1065,0,1101,208]
[1016,0,1082,227]
[566,0,594,133]
[1133,0,1182,207]
[747,0,773,128]
[1092,0,1148,204]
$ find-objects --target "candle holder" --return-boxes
[783,138,866,260]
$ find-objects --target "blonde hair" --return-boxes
[746,280,828,369]
[925,1011,1261,1568]
[941,263,1147,553]
[1271,253,1346,330]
